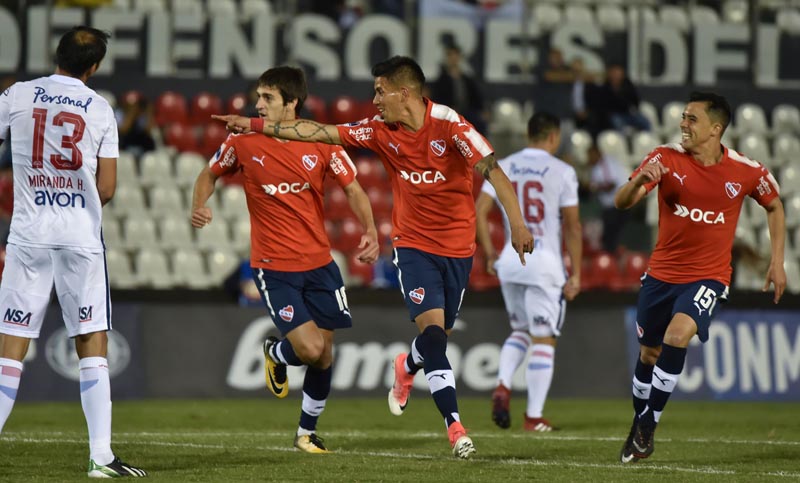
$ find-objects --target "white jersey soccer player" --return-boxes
[0,26,147,478]
[477,112,582,432]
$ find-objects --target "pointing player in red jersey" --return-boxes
[615,92,786,463]
[192,66,379,454]
[214,56,533,459]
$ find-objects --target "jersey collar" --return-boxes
[48,74,86,86]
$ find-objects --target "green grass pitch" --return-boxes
[1,397,798,482]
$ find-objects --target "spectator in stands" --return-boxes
[586,143,629,253]
[571,57,605,136]
[116,91,156,157]
[598,64,651,134]
[432,43,487,133]
[537,47,577,122]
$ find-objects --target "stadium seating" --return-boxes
[138,150,174,187]
[366,187,392,219]
[582,252,621,290]
[190,92,224,125]
[722,0,748,23]
[490,98,524,133]
[736,133,772,168]
[230,218,251,252]
[123,215,159,250]
[109,185,147,217]
[324,188,352,222]
[200,122,230,158]
[784,194,800,229]
[206,249,240,284]
[135,248,174,288]
[134,0,166,11]
[149,186,186,218]
[105,249,138,289]
[531,3,561,31]
[329,96,360,124]
[785,258,800,294]
[777,8,800,35]
[241,0,272,18]
[734,103,769,137]
[333,218,363,252]
[596,4,626,31]
[689,5,720,26]
[172,248,210,289]
[116,150,139,186]
[660,101,685,138]
[96,89,117,109]
[597,130,630,168]
[206,0,237,16]
[164,122,199,153]
[154,91,189,126]
[617,252,648,291]
[659,5,690,32]
[772,134,800,168]
[569,129,593,166]
[174,152,207,188]
[638,101,661,135]
[227,92,249,114]
[158,216,194,250]
[348,253,374,287]
[779,161,799,195]
[102,217,123,248]
[303,95,328,123]
[564,5,593,24]
[631,131,660,165]
[771,104,800,136]
[195,218,230,250]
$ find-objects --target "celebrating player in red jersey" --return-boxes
[214,56,533,458]
[615,92,786,463]
[193,66,379,454]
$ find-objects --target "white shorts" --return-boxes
[500,282,566,338]
[0,244,111,338]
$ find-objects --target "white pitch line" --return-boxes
[7,430,800,447]
[2,434,799,479]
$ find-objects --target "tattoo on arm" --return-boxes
[275,119,336,143]
[479,155,499,179]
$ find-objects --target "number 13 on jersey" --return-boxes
[31,107,86,170]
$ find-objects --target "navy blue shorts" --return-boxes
[393,247,472,330]
[635,273,728,346]
[252,260,352,337]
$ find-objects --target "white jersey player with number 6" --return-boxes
[476,112,582,432]
[0,26,147,478]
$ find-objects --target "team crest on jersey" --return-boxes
[278,305,294,322]
[302,154,318,171]
[636,323,644,338]
[409,287,425,305]
[429,139,446,157]
[724,181,742,199]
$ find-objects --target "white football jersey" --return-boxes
[482,147,579,287]
[0,75,118,251]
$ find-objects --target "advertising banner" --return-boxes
[624,308,800,401]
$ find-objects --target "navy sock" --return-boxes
[299,365,332,432]
[645,343,687,424]
[632,357,654,415]
[419,326,460,428]
[272,339,303,366]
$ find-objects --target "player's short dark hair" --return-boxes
[371,56,426,92]
[527,112,561,142]
[55,26,110,78]
[689,91,731,132]
[257,66,308,115]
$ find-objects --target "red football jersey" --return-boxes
[336,99,493,258]
[209,133,356,271]
[632,144,780,285]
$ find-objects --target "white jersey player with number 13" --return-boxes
[476,112,582,432]
[0,26,147,478]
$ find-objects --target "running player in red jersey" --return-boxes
[615,92,786,463]
[213,56,533,459]
[192,66,379,454]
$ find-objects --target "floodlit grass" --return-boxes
[1,397,798,482]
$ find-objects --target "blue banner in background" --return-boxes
[625,308,800,401]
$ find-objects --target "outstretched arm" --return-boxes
[212,115,342,145]
[191,166,219,228]
[474,191,498,275]
[476,154,534,264]
[342,179,379,264]
[763,197,786,304]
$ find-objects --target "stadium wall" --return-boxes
[13,294,799,402]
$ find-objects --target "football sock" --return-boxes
[525,344,555,418]
[298,365,332,434]
[497,330,530,389]
[405,336,424,375]
[79,357,114,466]
[632,357,654,415]
[270,339,303,366]
[418,326,460,427]
[645,343,687,423]
[0,358,22,433]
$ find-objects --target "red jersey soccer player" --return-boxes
[214,56,534,459]
[615,92,786,463]
[192,66,379,454]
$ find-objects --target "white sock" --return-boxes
[497,331,530,389]
[79,357,114,465]
[525,344,555,418]
[0,358,23,433]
